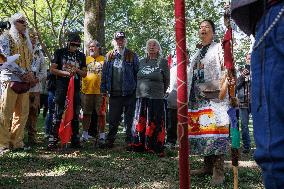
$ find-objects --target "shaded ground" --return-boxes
[0,114,263,189]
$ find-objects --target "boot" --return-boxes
[191,155,214,175]
[210,155,225,186]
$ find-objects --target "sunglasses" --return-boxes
[70,43,80,47]
[16,20,26,24]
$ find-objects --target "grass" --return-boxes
[0,113,263,189]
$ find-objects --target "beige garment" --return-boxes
[81,94,107,133]
[9,34,32,69]
[0,83,29,149]
[25,92,40,144]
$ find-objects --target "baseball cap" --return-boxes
[67,32,81,43]
[114,31,125,39]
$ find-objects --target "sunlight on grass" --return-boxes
[0,111,263,188]
[137,181,171,188]
[52,164,84,175]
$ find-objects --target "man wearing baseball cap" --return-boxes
[101,31,139,150]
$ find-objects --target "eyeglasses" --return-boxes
[16,20,26,24]
[70,43,80,47]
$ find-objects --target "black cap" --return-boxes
[114,31,125,39]
[67,32,81,43]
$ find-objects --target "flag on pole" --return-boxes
[59,76,74,145]
[223,28,234,70]
[223,3,240,188]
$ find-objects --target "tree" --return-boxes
[84,0,107,52]
[0,0,250,63]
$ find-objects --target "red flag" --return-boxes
[168,54,172,67]
[223,28,234,70]
[59,76,74,145]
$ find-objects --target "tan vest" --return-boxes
[8,34,32,70]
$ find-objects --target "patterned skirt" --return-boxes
[132,98,166,153]
[188,100,230,156]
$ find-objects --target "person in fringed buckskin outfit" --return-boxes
[0,13,35,154]
[25,30,47,147]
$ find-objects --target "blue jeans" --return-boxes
[239,108,251,150]
[45,91,55,135]
[251,2,284,188]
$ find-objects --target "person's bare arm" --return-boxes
[219,77,229,100]
[75,66,87,78]
[219,76,236,100]
[50,63,70,77]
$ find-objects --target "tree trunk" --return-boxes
[84,0,106,53]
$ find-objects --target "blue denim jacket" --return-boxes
[101,48,139,96]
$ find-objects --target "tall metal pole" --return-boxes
[174,0,190,188]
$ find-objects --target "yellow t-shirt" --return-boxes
[81,55,105,94]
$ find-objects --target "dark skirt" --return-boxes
[132,98,166,154]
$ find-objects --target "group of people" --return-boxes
[0,12,243,186]
[1,0,283,187]
[0,13,172,158]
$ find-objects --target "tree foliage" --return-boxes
[0,0,251,64]
[0,0,83,61]
[84,0,106,52]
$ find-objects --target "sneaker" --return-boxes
[87,135,94,139]
[80,136,89,142]
[47,136,58,150]
[23,145,32,151]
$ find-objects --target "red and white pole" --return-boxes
[174,0,190,188]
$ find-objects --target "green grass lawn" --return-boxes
[0,114,263,189]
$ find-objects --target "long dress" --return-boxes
[188,42,230,156]
[131,57,170,154]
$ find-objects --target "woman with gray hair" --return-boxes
[131,39,170,157]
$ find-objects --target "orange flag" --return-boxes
[59,76,74,145]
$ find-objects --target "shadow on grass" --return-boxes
[0,114,263,189]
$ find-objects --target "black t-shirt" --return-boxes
[53,48,86,86]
